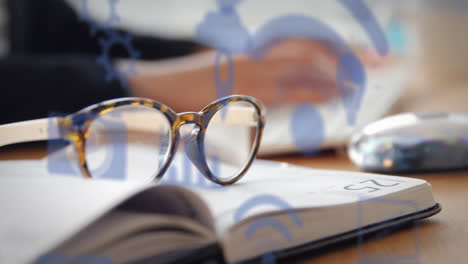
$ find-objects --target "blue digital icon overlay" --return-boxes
[160,153,223,190]
[196,0,250,54]
[85,110,128,181]
[234,194,304,264]
[46,111,225,188]
[248,13,368,128]
[46,111,128,180]
[196,0,388,155]
[196,0,249,99]
[96,31,140,87]
[336,0,389,57]
[46,113,80,177]
[79,0,139,87]
[42,2,405,263]
[290,104,325,156]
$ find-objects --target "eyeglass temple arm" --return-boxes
[0,118,63,148]
[0,106,258,147]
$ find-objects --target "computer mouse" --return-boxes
[348,112,468,173]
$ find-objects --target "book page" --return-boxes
[0,160,148,264]
[186,160,435,262]
[0,157,219,264]
[54,211,216,263]
[191,160,433,233]
[0,153,436,263]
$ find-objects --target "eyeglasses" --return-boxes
[0,95,265,185]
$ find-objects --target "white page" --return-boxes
[189,160,434,236]
[0,155,436,263]
[186,160,435,262]
[0,160,148,264]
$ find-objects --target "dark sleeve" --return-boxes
[0,55,129,124]
[2,0,199,124]
[7,0,198,59]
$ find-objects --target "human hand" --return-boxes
[124,39,343,111]
[232,39,340,106]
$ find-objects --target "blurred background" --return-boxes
[1,0,467,155]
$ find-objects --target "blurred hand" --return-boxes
[233,39,339,105]
[124,39,341,112]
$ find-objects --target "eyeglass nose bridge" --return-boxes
[172,112,203,132]
[171,112,213,183]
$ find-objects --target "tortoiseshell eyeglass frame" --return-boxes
[58,95,266,186]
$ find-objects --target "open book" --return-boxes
[0,159,440,264]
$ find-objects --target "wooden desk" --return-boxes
[1,144,467,264]
[272,154,468,264]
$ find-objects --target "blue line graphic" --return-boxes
[196,0,388,154]
[96,31,141,87]
[234,195,303,227]
[234,194,304,264]
[245,216,293,241]
[337,0,389,56]
[290,104,325,155]
[79,0,139,86]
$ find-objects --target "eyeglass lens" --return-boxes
[84,105,172,181]
[204,101,260,181]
